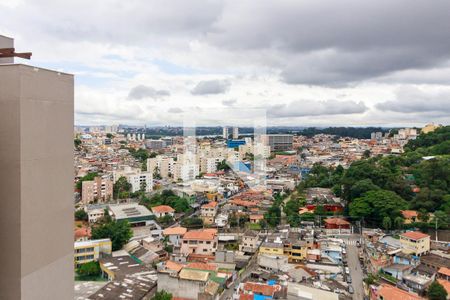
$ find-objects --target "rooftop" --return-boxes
[151,205,175,213]
[183,229,217,241]
[163,226,187,236]
[401,231,430,240]
[109,203,153,220]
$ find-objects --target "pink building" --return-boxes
[180,229,218,256]
[81,176,113,204]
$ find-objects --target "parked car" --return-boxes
[356,240,361,247]
[348,285,354,294]
[347,276,352,284]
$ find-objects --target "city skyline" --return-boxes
[1,0,450,127]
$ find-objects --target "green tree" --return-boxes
[75,209,88,221]
[152,290,172,300]
[428,280,448,300]
[106,133,114,139]
[74,138,82,149]
[113,176,132,199]
[91,220,132,251]
[382,216,392,230]
[76,261,101,277]
[76,172,98,190]
[349,190,408,227]
[394,216,404,229]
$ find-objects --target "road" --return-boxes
[220,255,258,300]
[345,236,364,300]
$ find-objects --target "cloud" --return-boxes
[222,99,237,106]
[128,85,170,100]
[167,107,183,113]
[268,99,368,118]
[191,80,230,95]
[376,87,450,113]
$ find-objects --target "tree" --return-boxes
[152,290,172,300]
[349,190,408,227]
[77,261,101,277]
[74,138,82,149]
[75,209,88,221]
[428,280,448,300]
[394,216,404,229]
[91,220,132,251]
[382,216,392,231]
[363,149,371,158]
[76,172,98,190]
[106,133,114,139]
[113,176,132,199]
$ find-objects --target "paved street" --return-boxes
[345,236,364,300]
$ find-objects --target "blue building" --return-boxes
[227,139,246,148]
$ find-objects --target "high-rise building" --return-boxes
[232,127,239,139]
[262,134,294,152]
[0,35,74,299]
[222,127,228,139]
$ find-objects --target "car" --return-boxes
[356,241,361,247]
[348,285,354,294]
[345,267,350,275]
[347,276,352,284]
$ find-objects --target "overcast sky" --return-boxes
[1,0,450,127]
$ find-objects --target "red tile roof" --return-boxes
[243,282,280,296]
[437,279,450,296]
[202,201,218,208]
[166,260,183,273]
[378,284,424,300]
[324,217,350,225]
[74,227,91,240]
[185,262,217,271]
[163,226,187,236]
[401,231,430,240]
[438,267,450,277]
[401,210,419,219]
[151,205,175,213]
[183,229,217,241]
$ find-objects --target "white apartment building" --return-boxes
[173,163,199,182]
[113,166,153,193]
[147,156,175,178]
[199,156,219,174]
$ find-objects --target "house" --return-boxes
[249,214,264,224]
[436,279,450,299]
[180,229,218,256]
[259,241,285,256]
[201,201,218,225]
[401,210,420,224]
[284,239,308,263]
[151,205,175,219]
[239,230,261,253]
[400,231,430,256]
[438,267,450,281]
[323,217,351,235]
[374,283,424,300]
[74,226,91,242]
[74,238,112,268]
[163,226,187,247]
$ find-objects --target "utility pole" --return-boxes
[435,216,438,242]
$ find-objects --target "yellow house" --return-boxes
[74,238,112,268]
[400,231,430,256]
[259,242,285,256]
[284,241,308,263]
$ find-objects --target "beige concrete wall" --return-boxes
[0,64,74,300]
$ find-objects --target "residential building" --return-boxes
[232,126,239,139]
[323,217,351,235]
[173,162,199,182]
[81,176,113,204]
[222,127,228,139]
[201,201,218,225]
[151,205,175,219]
[400,231,430,256]
[401,210,420,224]
[163,226,187,247]
[147,156,175,179]
[180,229,218,256]
[239,231,260,253]
[74,238,112,268]
[259,241,285,256]
[0,35,74,300]
[374,283,424,300]
[113,166,153,193]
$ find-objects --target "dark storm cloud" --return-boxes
[376,87,450,113]
[268,99,367,118]
[191,80,230,95]
[128,85,170,100]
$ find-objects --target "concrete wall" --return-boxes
[157,273,204,299]
[0,64,74,299]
